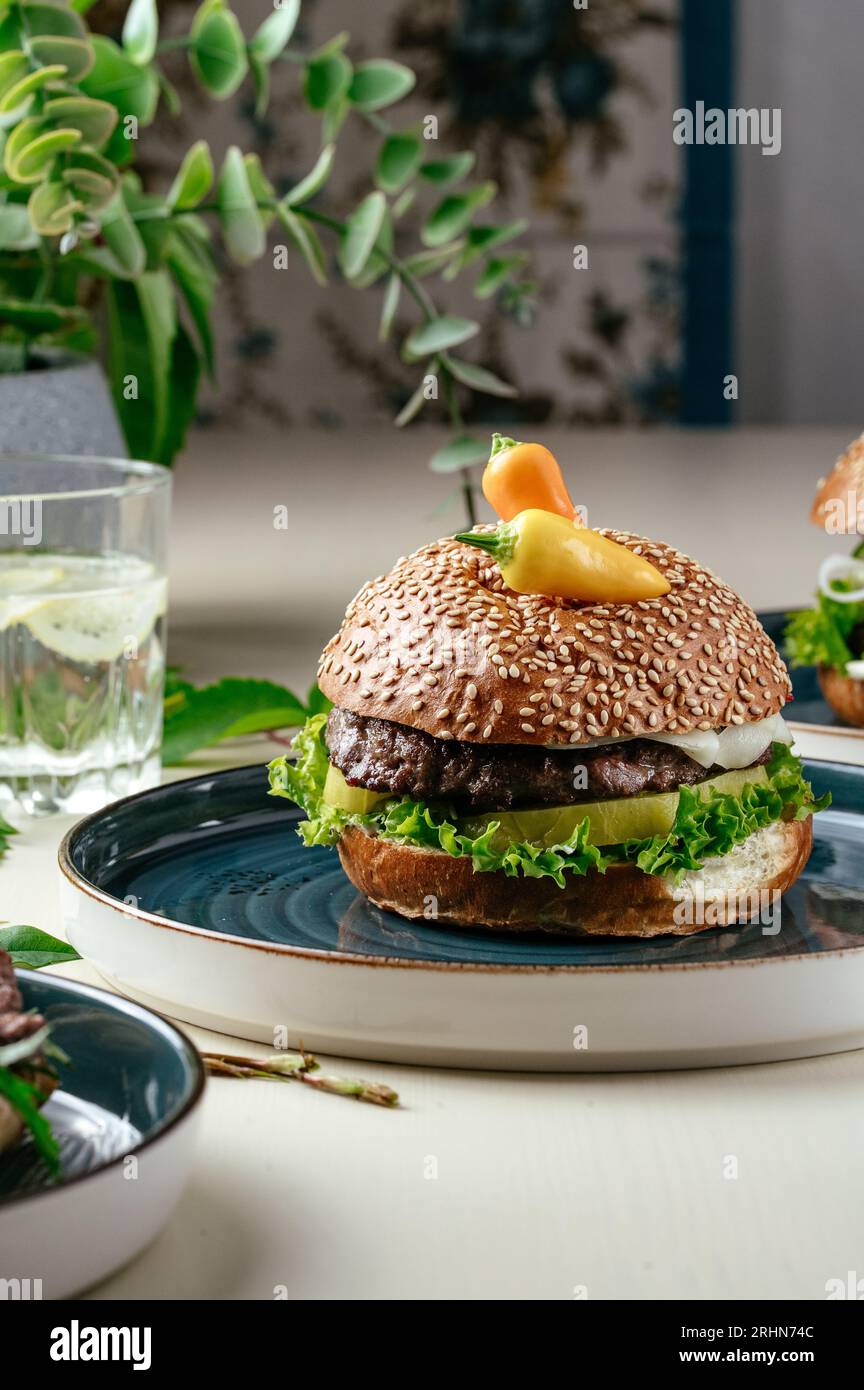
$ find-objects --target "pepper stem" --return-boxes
[489,431,520,460]
[454,523,516,563]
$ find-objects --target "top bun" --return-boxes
[811,433,864,533]
[317,529,791,748]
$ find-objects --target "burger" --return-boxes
[0,947,59,1170]
[270,438,826,937]
[786,432,864,727]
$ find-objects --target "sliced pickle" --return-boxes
[460,765,770,850]
[322,763,388,814]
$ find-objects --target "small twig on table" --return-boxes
[201,1050,400,1108]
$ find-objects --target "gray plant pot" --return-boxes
[0,356,127,458]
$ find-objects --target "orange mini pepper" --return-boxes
[482,433,581,524]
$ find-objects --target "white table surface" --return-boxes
[4,425,864,1301]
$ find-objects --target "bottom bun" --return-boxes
[818,665,864,728]
[337,818,813,938]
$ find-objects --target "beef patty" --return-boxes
[326,708,773,813]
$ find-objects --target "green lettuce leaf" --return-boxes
[268,720,829,887]
[784,587,864,673]
[622,743,829,882]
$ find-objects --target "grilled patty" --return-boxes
[326,708,773,813]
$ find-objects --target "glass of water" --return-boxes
[0,455,170,815]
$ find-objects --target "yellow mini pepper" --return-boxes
[454,509,670,602]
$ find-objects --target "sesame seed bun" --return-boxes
[811,433,864,533]
[337,816,812,937]
[817,665,864,728]
[318,530,791,747]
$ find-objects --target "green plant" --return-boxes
[0,0,535,516]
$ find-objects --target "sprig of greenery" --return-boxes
[162,669,331,764]
[0,0,534,517]
[202,1048,400,1108]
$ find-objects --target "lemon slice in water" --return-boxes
[24,576,167,663]
[0,561,64,630]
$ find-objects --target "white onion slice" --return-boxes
[818,555,864,604]
[846,660,864,680]
[547,712,791,767]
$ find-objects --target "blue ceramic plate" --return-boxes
[63,759,861,969]
[58,756,864,1072]
[0,972,204,1297]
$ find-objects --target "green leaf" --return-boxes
[249,0,300,61]
[378,270,400,341]
[166,220,217,373]
[28,179,82,235]
[29,36,94,81]
[348,59,415,111]
[108,270,176,459]
[249,50,269,115]
[391,185,416,219]
[43,95,118,148]
[0,925,80,971]
[167,139,213,210]
[422,182,496,248]
[79,36,159,127]
[18,3,88,39]
[276,205,327,286]
[375,131,422,194]
[218,144,265,264]
[394,378,428,427]
[243,151,275,229]
[338,189,386,280]
[61,148,118,211]
[306,682,332,717]
[0,297,85,331]
[419,152,475,184]
[404,314,478,359]
[6,125,82,185]
[189,0,248,99]
[0,64,68,123]
[100,186,146,276]
[0,53,29,104]
[304,50,352,111]
[282,143,334,207]
[159,320,200,465]
[162,677,308,764]
[429,434,489,473]
[465,219,529,255]
[473,253,528,299]
[403,242,465,277]
[443,356,517,397]
[122,0,158,67]
[0,202,38,249]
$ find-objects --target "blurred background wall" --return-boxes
[113,0,863,433]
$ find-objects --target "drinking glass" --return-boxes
[0,455,171,815]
